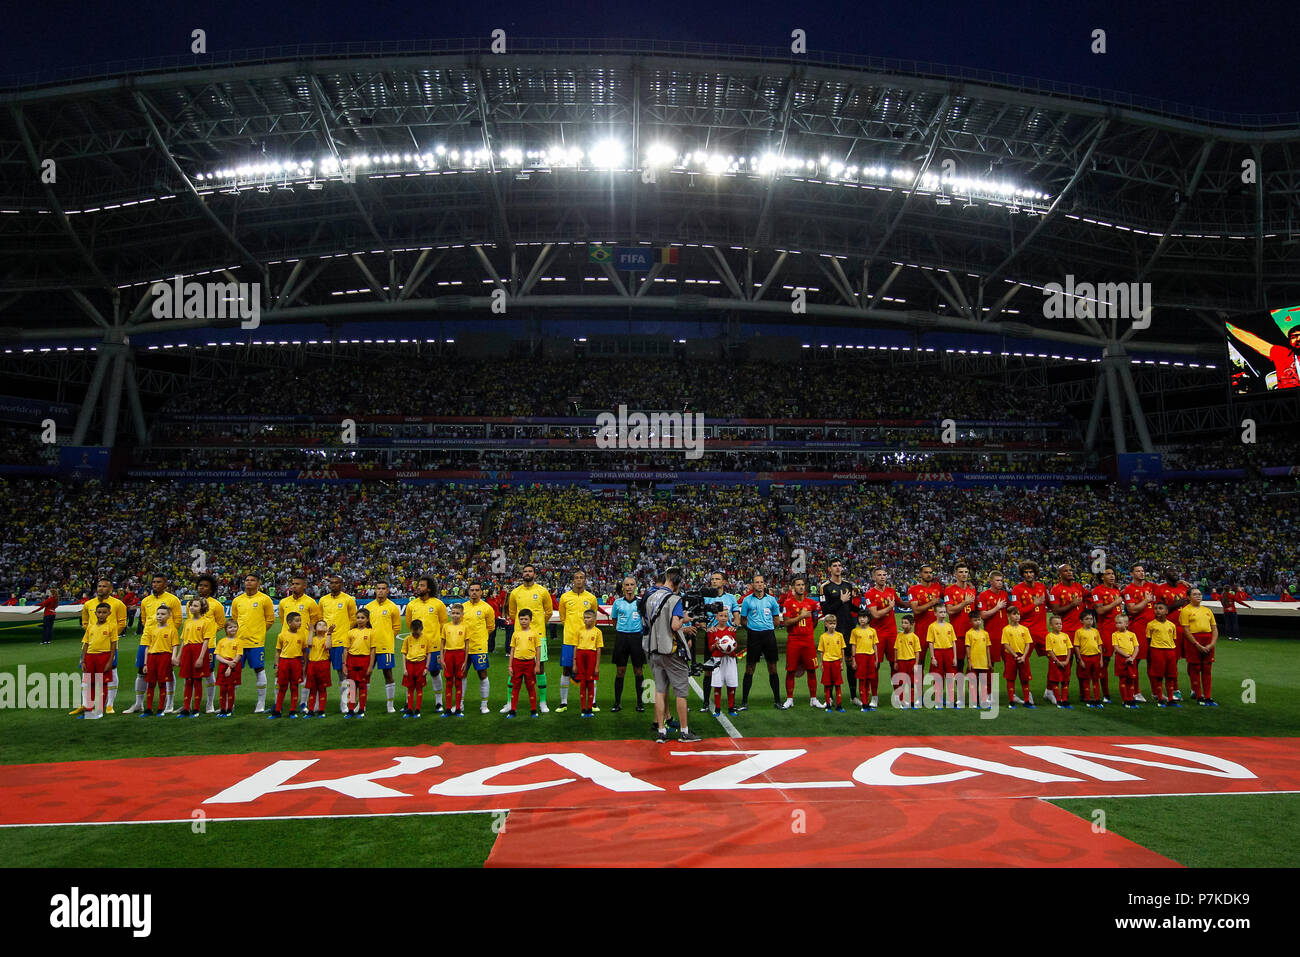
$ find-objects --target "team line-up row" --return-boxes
[70,561,1226,719]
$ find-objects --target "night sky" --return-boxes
[2,0,1296,117]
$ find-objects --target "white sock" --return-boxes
[479,676,490,701]
[255,671,267,710]
[298,680,307,705]
[560,674,569,704]
[204,679,216,710]
[133,675,147,708]
[165,679,175,711]
[433,673,444,705]
[107,677,118,708]
[385,681,396,702]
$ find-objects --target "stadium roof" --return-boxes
[2,38,1298,355]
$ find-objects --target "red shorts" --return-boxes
[442,648,467,678]
[83,651,113,681]
[1185,634,1215,666]
[1078,652,1101,678]
[854,652,878,679]
[346,654,371,683]
[178,642,209,679]
[879,634,897,660]
[1176,631,1187,660]
[1029,629,1048,656]
[1148,646,1177,678]
[1099,621,1116,654]
[402,657,428,689]
[574,647,599,682]
[145,651,173,683]
[821,659,843,686]
[276,657,303,686]
[786,638,816,672]
[1132,619,1153,657]
[929,646,956,674]
[511,656,538,680]
[954,636,966,659]
[217,661,243,687]
[306,659,332,689]
[1003,649,1031,682]
[1114,656,1138,679]
[1047,658,1071,683]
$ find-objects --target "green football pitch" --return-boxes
[1,618,1296,867]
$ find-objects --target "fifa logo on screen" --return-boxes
[1042,275,1152,328]
[594,404,705,460]
[151,275,262,330]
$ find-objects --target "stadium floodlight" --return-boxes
[706,154,728,174]
[644,142,677,167]
[827,161,845,177]
[758,152,782,175]
[588,139,626,169]
[500,147,524,166]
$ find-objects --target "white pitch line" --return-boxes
[0,807,508,830]
[1037,788,1300,802]
[688,676,743,739]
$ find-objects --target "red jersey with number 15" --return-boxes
[942,584,977,637]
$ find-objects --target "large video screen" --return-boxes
[1227,305,1300,393]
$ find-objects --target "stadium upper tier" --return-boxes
[3,478,1295,604]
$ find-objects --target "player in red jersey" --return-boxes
[978,570,1011,665]
[780,576,823,709]
[1215,582,1250,641]
[863,567,900,686]
[943,562,978,673]
[1089,567,1123,703]
[1049,563,1087,703]
[906,565,943,674]
[1010,561,1049,658]
[1121,564,1157,702]
[1152,566,1191,701]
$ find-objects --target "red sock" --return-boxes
[785,673,795,698]
[511,676,521,712]
[1101,666,1111,699]
[727,688,735,708]
[317,690,327,713]
[807,671,818,697]
[359,684,369,711]
[290,684,299,711]
[714,688,721,710]
[1166,678,1178,700]
[275,686,287,711]
[415,687,424,711]
[1188,665,1202,698]
[1202,664,1212,699]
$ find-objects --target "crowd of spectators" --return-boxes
[2,477,1295,606]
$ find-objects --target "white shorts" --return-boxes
[710,657,739,688]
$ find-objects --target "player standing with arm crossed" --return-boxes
[906,565,943,677]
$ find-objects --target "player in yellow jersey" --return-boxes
[193,574,227,714]
[342,609,375,717]
[177,598,216,716]
[850,610,880,711]
[1044,615,1073,709]
[506,608,543,717]
[214,620,244,717]
[505,564,554,713]
[816,614,847,712]
[320,575,358,713]
[406,576,448,714]
[1001,606,1035,708]
[574,608,604,717]
[279,576,322,714]
[363,581,404,713]
[304,620,333,717]
[556,570,598,713]
[441,603,469,717]
[460,582,497,714]
[400,620,432,718]
[78,602,118,719]
[964,617,994,709]
[1146,602,1180,707]
[139,604,179,715]
[1073,611,1105,708]
[925,607,958,707]
[124,574,185,715]
[230,574,275,712]
[1180,588,1220,706]
[71,579,128,715]
[893,615,921,708]
[269,612,309,718]
[1111,615,1140,708]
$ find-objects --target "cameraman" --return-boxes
[644,567,701,743]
